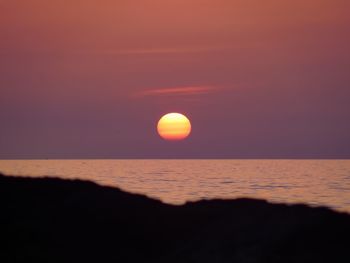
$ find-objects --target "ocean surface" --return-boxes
[0,159,349,212]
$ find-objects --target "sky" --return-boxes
[0,0,349,159]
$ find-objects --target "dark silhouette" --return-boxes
[1,173,349,262]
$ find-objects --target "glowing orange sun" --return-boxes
[157,113,191,141]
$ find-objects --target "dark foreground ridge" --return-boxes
[1,174,350,263]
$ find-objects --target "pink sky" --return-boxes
[0,0,349,158]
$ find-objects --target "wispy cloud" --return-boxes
[134,86,219,97]
[90,46,232,56]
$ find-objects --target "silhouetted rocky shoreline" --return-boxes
[1,173,349,262]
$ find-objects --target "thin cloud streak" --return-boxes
[134,86,219,97]
[92,46,233,56]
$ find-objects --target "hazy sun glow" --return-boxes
[157,113,191,141]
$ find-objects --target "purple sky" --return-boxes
[0,0,350,158]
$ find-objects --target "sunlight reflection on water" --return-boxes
[0,159,349,212]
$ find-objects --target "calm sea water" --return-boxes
[0,160,349,212]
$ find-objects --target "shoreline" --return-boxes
[1,173,350,262]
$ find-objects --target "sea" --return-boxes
[0,159,349,213]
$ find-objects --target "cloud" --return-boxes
[89,46,232,56]
[135,86,218,97]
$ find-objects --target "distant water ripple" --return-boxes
[0,159,349,212]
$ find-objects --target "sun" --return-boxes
[157,113,191,141]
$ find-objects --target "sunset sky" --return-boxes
[0,0,349,158]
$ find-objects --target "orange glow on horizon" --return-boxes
[157,113,191,141]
